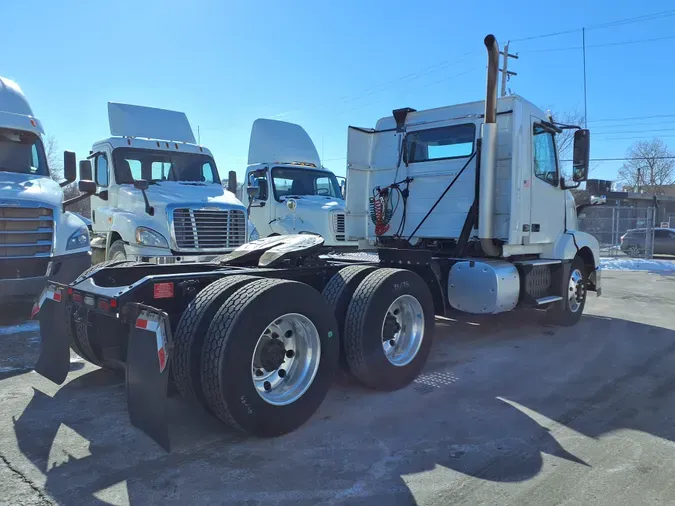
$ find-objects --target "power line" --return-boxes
[521,34,675,54]
[589,114,675,123]
[562,156,675,162]
[510,9,675,42]
[594,127,675,135]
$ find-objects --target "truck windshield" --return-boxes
[272,167,342,199]
[112,148,221,185]
[0,128,48,176]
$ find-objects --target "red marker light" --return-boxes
[71,292,83,303]
[97,298,110,311]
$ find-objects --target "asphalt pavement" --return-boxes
[1,269,675,505]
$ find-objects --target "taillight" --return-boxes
[98,298,110,311]
[71,292,83,303]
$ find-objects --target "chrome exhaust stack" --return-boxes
[479,34,501,257]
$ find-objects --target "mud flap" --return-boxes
[34,283,71,385]
[125,303,172,451]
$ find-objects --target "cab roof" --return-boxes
[0,76,44,134]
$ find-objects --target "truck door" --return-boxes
[90,149,116,234]
[247,168,273,237]
[529,119,565,244]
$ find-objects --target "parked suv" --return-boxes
[620,227,675,257]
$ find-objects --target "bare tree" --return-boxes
[45,134,63,181]
[617,138,675,194]
[45,134,92,217]
[550,108,585,179]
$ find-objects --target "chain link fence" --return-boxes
[578,205,659,258]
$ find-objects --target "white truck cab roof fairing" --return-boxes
[108,102,196,144]
[0,77,44,134]
[248,119,321,167]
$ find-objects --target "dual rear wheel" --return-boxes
[172,267,436,437]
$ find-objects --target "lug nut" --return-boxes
[284,330,293,338]
[264,381,271,391]
[286,350,295,358]
[278,369,286,378]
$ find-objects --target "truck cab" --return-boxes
[0,76,91,321]
[88,103,250,264]
[243,119,357,249]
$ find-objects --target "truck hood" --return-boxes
[281,195,345,212]
[121,181,245,210]
[0,172,62,208]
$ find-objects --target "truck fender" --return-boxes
[550,231,600,292]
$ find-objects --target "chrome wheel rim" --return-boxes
[381,294,425,367]
[627,245,640,257]
[568,269,586,313]
[251,313,321,406]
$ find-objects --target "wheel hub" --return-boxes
[381,295,425,367]
[382,313,401,341]
[260,338,286,371]
[251,313,321,406]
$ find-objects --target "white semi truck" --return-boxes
[34,34,602,451]
[84,103,251,265]
[242,119,357,249]
[0,76,92,322]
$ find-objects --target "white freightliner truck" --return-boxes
[242,119,357,249]
[33,34,601,451]
[0,76,92,322]
[84,103,251,265]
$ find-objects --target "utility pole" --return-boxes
[582,28,588,128]
[499,41,519,97]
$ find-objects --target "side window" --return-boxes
[95,154,109,187]
[668,231,675,239]
[248,172,268,200]
[655,229,668,238]
[533,125,559,186]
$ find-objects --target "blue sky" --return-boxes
[2,0,675,182]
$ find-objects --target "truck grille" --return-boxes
[333,213,345,241]
[172,208,247,251]
[0,206,54,260]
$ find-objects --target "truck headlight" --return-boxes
[136,227,169,248]
[66,225,90,250]
[248,221,260,242]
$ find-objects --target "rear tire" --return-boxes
[70,260,146,366]
[172,274,260,410]
[321,265,376,373]
[344,268,435,391]
[545,256,587,326]
[201,278,339,437]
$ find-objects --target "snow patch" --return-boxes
[0,321,39,336]
[600,258,675,272]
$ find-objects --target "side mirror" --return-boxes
[227,170,237,194]
[246,185,260,201]
[63,151,77,182]
[133,179,149,191]
[79,160,92,181]
[572,129,590,182]
[78,180,96,194]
